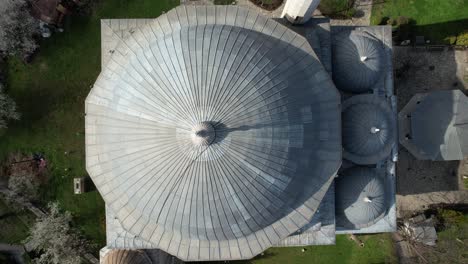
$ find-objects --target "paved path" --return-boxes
[397,191,468,218]
[0,243,26,264]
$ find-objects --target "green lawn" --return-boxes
[1,0,178,249]
[371,0,468,44]
[240,234,397,264]
[319,0,355,18]
[427,210,468,263]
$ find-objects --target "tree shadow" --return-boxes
[389,19,468,45]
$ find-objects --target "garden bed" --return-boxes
[319,0,355,19]
[248,0,284,11]
[371,0,468,44]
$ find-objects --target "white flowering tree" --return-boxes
[0,83,20,129]
[0,0,38,57]
[26,202,87,264]
[7,171,39,200]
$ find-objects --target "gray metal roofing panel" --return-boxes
[400,90,468,160]
[335,167,387,229]
[332,31,385,93]
[88,6,341,261]
[342,94,397,165]
[277,183,336,246]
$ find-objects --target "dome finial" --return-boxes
[191,122,216,146]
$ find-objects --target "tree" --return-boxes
[0,0,38,57]
[7,172,39,203]
[26,202,87,264]
[0,83,20,128]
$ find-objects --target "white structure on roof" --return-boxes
[281,0,321,24]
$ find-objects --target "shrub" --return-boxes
[0,83,20,129]
[444,36,457,45]
[345,7,357,18]
[396,16,410,26]
[0,0,39,57]
[377,16,389,25]
[8,172,40,203]
[386,18,396,26]
[437,209,465,226]
[319,0,355,18]
[456,31,468,46]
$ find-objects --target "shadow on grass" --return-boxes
[380,19,468,45]
[84,175,97,192]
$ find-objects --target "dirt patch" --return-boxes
[0,153,48,186]
[248,0,283,11]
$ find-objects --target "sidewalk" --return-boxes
[0,243,26,264]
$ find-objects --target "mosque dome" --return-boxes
[85,6,342,261]
[342,94,396,164]
[332,31,385,93]
[335,167,387,229]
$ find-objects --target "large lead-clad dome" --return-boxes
[86,6,341,261]
[335,167,387,229]
[342,94,396,164]
[332,31,384,93]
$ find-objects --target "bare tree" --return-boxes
[7,172,39,203]
[0,0,38,57]
[0,83,20,128]
[26,202,87,264]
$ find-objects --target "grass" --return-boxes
[421,209,468,263]
[1,0,178,249]
[319,0,355,18]
[371,0,468,44]
[0,199,34,243]
[239,234,397,264]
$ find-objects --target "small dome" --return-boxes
[103,250,151,264]
[342,95,396,164]
[332,31,385,93]
[335,167,386,229]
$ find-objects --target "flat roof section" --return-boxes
[399,90,468,160]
